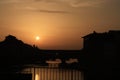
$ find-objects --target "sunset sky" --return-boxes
[0,0,120,50]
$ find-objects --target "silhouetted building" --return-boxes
[82,30,120,80]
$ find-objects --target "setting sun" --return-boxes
[36,36,40,40]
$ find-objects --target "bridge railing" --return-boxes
[21,66,84,80]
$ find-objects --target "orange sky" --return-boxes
[0,0,120,50]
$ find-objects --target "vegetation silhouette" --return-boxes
[0,35,35,73]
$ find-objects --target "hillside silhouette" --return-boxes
[0,35,82,73]
[0,35,38,73]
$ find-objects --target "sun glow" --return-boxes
[36,36,40,40]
